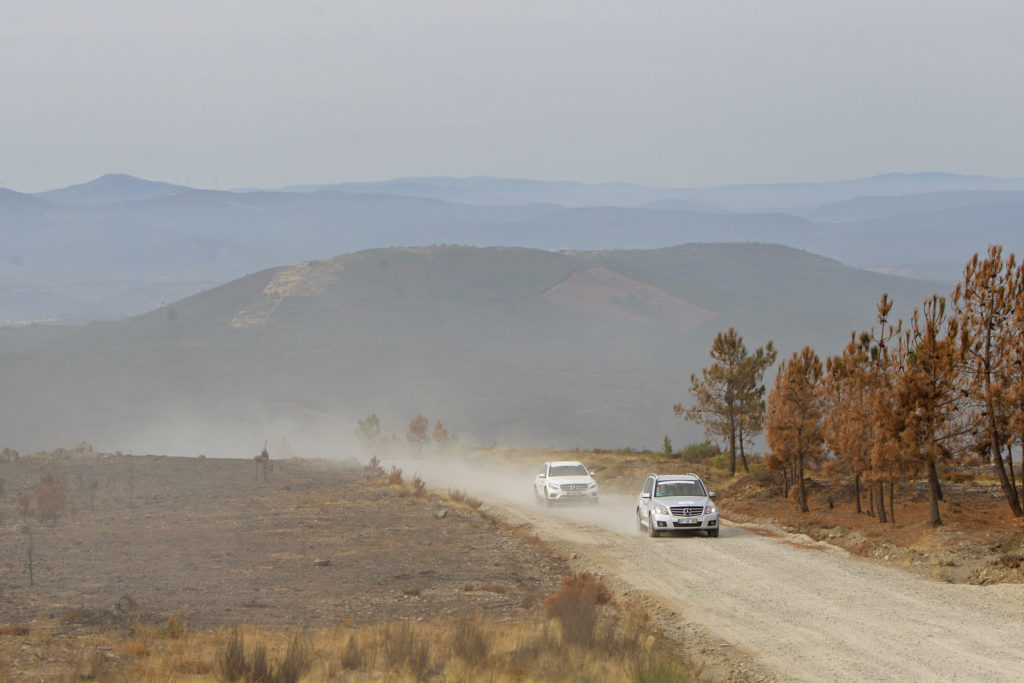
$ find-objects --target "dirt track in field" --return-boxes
[387,451,1024,682]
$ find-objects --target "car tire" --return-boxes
[708,527,719,538]
[648,513,660,537]
[636,510,644,533]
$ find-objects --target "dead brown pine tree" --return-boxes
[766,347,825,512]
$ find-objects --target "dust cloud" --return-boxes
[372,446,641,536]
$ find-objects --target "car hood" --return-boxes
[547,476,595,485]
[650,495,709,506]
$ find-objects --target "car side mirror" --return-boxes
[641,492,651,500]
[709,492,716,498]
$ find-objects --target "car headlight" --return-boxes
[588,482,597,489]
[705,502,717,514]
[547,483,560,490]
[654,504,669,515]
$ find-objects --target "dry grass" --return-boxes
[447,488,483,509]
[388,466,404,486]
[412,474,427,497]
[542,570,613,646]
[0,594,693,682]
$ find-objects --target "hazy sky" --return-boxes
[3,0,1023,192]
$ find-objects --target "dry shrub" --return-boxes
[248,643,270,682]
[382,622,430,679]
[215,627,248,682]
[17,492,31,518]
[78,648,108,680]
[162,610,188,639]
[943,469,977,484]
[121,639,152,658]
[543,571,612,646]
[367,455,383,475]
[996,553,1024,568]
[0,625,29,636]
[448,488,482,508]
[340,633,365,670]
[214,627,312,683]
[388,466,404,486]
[170,657,212,675]
[412,474,427,497]
[278,632,313,683]
[452,612,490,667]
[36,468,68,522]
[629,651,692,683]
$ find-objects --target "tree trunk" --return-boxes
[1019,437,1024,506]
[854,473,863,514]
[737,423,749,473]
[888,476,895,524]
[876,482,887,523]
[982,340,1022,515]
[728,412,738,476]
[926,460,943,525]
[867,478,875,517]
[1007,441,1018,503]
[990,444,1022,516]
[782,468,790,498]
[797,452,808,512]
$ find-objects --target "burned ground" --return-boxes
[0,448,567,633]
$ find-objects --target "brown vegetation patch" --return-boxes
[543,266,716,333]
[724,466,1024,584]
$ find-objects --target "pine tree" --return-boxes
[766,347,824,512]
[677,329,775,476]
[953,246,1023,516]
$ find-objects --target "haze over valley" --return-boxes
[4,171,1024,327]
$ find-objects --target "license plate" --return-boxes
[677,518,699,525]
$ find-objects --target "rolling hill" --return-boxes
[0,244,944,456]
[4,172,1024,324]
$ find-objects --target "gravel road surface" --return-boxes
[389,454,1024,681]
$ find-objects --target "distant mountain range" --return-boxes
[0,244,945,455]
[2,171,1023,323]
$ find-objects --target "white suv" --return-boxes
[534,461,599,506]
[636,473,719,537]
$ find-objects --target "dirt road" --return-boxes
[389,454,1024,681]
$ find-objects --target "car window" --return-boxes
[549,464,588,477]
[655,481,706,498]
[642,478,654,496]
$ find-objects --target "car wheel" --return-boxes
[636,510,644,533]
[708,527,719,538]
[648,513,660,537]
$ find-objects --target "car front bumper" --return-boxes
[545,488,599,502]
[650,512,719,530]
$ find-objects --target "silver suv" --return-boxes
[636,473,719,537]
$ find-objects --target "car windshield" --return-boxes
[655,481,706,498]
[549,464,588,477]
